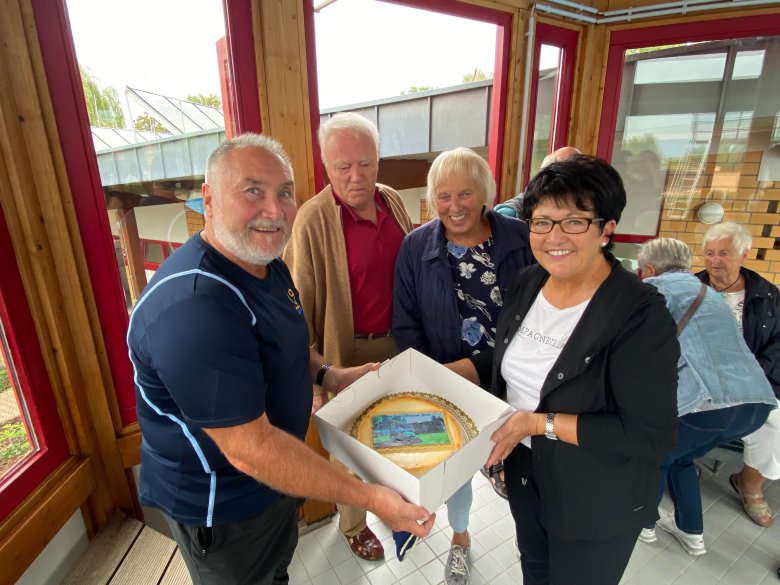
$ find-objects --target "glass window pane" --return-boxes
[144,242,165,265]
[773,111,780,141]
[634,52,726,84]
[66,0,229,312]
[314,0,497,224]
[529,45,561,177]
[611,35,780,246]
[732,50,764,80]
[0,328,35,481]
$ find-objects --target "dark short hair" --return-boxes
[522,155,626,252]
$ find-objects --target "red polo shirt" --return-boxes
[334,190,405,334]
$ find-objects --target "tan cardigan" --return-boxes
[282,184,412,385]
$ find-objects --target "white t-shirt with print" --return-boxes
[502,291,590,448]
[721,290,745,334]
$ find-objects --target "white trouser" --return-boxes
[742,399,780,480]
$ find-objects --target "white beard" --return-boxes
[212,200,288,267]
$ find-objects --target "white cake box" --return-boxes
[314,348,515,513]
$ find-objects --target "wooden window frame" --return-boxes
[0,207,69,521]
[522,21,578,187]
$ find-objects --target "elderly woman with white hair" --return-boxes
[393,147,533,585]
[637,238,775,555]
[696,222,780,527]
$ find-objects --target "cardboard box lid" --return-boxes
[315,348,514,511]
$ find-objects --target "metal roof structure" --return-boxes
[91,88,224,154]
[93,81,495,190]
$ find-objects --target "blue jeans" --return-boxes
[446,479,473,534]
[654,402,771,534]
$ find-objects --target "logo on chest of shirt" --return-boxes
[287,288,303,315]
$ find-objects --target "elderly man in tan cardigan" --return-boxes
[283,113,412,561]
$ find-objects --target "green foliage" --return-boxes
[623,133,663,160]
[0,420,30,461]
[462,69,492,83]
[0,361,9,393]
[401,85,435,95]
[626,44,686,56]
[134,112,167,133]
[80,66,124,128]
[186,93,222,108]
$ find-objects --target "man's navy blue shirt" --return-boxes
[128,233,311,527]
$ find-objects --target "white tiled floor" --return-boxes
[288,459,779,585]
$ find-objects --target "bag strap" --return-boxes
[677,283,707,336]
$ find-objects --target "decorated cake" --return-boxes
[350,392,477,477]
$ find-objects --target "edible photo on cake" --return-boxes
[372,413,451,450]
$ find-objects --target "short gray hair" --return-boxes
[426,147,495,214]
[637,237,693,274]
[205,133,292,184]
[318,113,379,165]
[702,221,752,255]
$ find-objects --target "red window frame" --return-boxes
[32,0,261,426]
[142,239,182,272]
[0,207,69,521]
[522,22,578,187]
[596,13,780,244]
[305,0,514,200]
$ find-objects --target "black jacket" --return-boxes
[696,268,780,398]
[473,258,679,540]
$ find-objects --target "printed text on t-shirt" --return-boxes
[517,325,566,350]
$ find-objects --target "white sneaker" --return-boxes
[657,511,706,555]
[638,528,657,543]
[444,544,470,585]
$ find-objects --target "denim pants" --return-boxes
[655,402,771,534]
[446,479,473,534]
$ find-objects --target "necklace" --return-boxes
[710,274,741,293]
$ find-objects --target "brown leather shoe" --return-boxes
[345,527,384,561]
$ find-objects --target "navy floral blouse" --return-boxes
[446,238,502,356]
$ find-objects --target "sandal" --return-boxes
[481,462,508,500]
[729,474,774,527]
[346,526,385,561]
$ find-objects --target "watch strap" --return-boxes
[316,362,333,387]
[544,412,558,440]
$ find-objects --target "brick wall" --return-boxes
[656,150,780,285]
[185,207,205,236]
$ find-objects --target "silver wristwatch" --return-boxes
[544,412,558,440]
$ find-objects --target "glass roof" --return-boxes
[126,88,225,135]
[91,127,171,152]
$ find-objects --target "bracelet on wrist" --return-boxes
[316,362,333,387]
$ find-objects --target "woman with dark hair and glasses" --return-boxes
[448,155,679,585]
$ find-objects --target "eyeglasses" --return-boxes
[525,217,604,234]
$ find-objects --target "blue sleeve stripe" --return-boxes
[131,371,218,526]
[131,268,257,326]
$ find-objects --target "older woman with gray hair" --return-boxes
[696,222,780,527]
[393,147,533,585]
[637,238,775,555]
